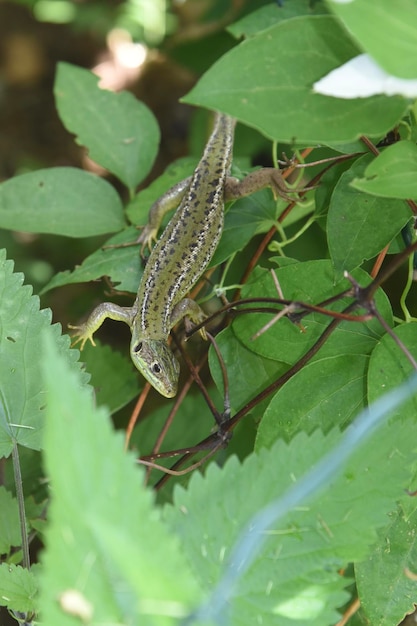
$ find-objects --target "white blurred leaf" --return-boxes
[314,54,417,98]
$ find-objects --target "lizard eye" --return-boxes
[152,362,161,374]
[133,342,143,353]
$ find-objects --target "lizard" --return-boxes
[70,112,296,397]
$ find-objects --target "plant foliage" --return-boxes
[1,1,417,625]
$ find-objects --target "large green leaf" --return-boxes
[256,353,368,449]
[209,326,287,414]
[41,226,142,294]
[356,500,417,626]
[355,323,417,623]
[328,155,410,276]
[39,331,201,625]
[212,189,285,267]
[0,167,125,237]
[368,322,417,422]
[351,142,417,198]
[184,16,407,144]
[327,0,417,79]
[0,563,38,613]
[229,0,328,38]
[232,261,393,365]
[55,62,160,192]
[165,397,416,626]
[0,250,86,457]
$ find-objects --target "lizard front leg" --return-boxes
[137,176,192,254]
[69,303,137,349]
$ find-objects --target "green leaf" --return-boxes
[25,495,47,535]
[41,226,142,294]
[0,487,21,554]
[328,155,410,276]
[126,157,196,225]
[55,62,160,191]
[165,407,416,626]
[184,16,407,144]
[212,189,279,266]
[256,353,368,449]
[314,159,353,218]
[364,321,417,626]
[0,250,87,458]
[0,563,38,613]
[232,261,392,366]
[356,503,417,626]
[351,142,417,198]
[229,0,328,38]
[79,340,141,413]
[327,0,417,79]
[0,167,125,237]
[39,330,201,625]
[368,322,417,419]
[209,326,287,413]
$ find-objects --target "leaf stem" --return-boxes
[400,249,415,322]
[12,443,30,570]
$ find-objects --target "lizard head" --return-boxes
[130,334,180,398]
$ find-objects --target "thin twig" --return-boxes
[373,309,417,370]
[144,356,207,484]
[206,331,231,420]
[139,442,224,476]
[334,597,361,626]
[125,383,151,450]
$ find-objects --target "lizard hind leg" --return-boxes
[170,298,208,340]
[225,167,298,204]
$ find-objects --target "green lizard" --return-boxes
[70,112,295,397]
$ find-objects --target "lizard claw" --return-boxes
[68,324,96,350]
[137,225,159,259]
[102,224,157,256]
[269,170,300,202]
